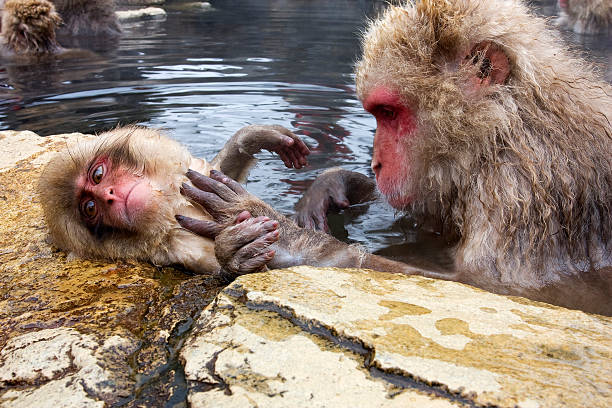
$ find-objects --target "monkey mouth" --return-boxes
[386,194,414,210]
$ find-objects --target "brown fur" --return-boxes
[355,0,612,291]
[39,126,219,273]
[51,0,120,36]
[1,0,63,56]
[39,124,309,274]
[558,0,612,34]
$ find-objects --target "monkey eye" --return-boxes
[91,164,104,184]
[378,106,397,120]
[81,199,98,219]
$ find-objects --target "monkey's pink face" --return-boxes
[76,157,153,232]
[363,86,417,209]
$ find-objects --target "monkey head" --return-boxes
[355,0,609,214]
[39,126,198,264]
[557,0,612,34]
[355,0,523,210]
[1,0,63,55]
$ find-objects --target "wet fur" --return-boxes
[558,0,612,34]
[1,0,63,56]
[51,0,120,36]
[355,1,611,292]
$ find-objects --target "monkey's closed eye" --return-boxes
[378,106,397,120]
[92,164,104,184]
[81,199,98,219]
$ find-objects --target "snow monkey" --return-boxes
[39,125,309,275]
[557,0,612,34]
[50,0,120,36]
[178,0,612,315]
[0,0,64,57]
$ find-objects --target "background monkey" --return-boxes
[179,0,612,315]
[557,0,612,34]
[39,125,309,275]
[50,0,120,36]
[0,0,64,58]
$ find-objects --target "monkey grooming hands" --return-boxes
[177,170,429,283]
[39,124,309,276]
[181,0,611,316]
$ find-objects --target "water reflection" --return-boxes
[0,0,609,262]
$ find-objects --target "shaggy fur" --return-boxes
[1,0,63,56]
[558,0,612,34]
[51,0,120,36]
[355,0,612,290]
[39,126,219,273]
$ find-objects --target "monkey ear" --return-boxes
[464,41,510,87]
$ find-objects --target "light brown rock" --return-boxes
[182,266,612,408]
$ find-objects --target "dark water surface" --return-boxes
[1,0,610,262]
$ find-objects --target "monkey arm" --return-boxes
[294,167,378,232]
[210,125,310,183]
[178,169,431,280]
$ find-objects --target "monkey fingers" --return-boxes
[175,215,222,239]
[208,169,249,196]
[180,183,227,220]
[279,146,308,169]
[264,125,310,169]
[215,216,280,277]
[186,169,237,201]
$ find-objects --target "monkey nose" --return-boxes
[103,187,116,203]
[371,159,382,176]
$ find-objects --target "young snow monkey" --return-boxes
[0,0,64,58]
[179,0,612,316]
[38,125,309,275]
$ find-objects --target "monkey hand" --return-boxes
[237,124,310,169]
[213,212,279,281]
[181,168,284,229]
[179,169,282,280]
[294,168,377,232]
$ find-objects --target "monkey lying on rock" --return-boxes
[179,0,612,315]
[39,125,309,275]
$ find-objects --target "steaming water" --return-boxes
[0,0,609,268]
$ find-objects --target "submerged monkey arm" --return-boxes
[294,167,378,231]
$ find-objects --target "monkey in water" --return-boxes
[39,125,309,275]
[557,0,611,34]
[50,0,120,36]
[0,0,64,58]
[178,0,612,315]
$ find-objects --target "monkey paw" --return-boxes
[215,212,279,281]
[238,124,310,169]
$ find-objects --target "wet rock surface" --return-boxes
[182,266,612,408]
[1,131,611,407]
[0,131,223,407]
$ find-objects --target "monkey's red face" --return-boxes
[76,157,153,233]
[362,86,418,209]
